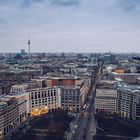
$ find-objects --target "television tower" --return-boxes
[28,34,31,59]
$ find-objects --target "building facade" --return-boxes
[60,87,81,112]
[117,85,140,120]
[11,84,28,93]
[95,89,117,113]
[27,87,61,116]
[7,92,28,124]
[0,96,19,137]
[103,52,116,64]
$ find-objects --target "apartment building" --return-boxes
[0,96,19,137]
[117,84,140,120]
[7,92,27,124]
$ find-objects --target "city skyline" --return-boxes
[0,0,140,53]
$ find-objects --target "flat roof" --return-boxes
[112,72,140,76]
[117,84,140,93]
[8,92,25,97]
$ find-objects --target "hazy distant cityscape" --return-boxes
[0,50,140,140]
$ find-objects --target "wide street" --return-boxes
[72,85,96,140]
[67,62,102,140]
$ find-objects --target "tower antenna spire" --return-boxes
[28,33,31,59]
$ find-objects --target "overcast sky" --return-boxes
[0,0,140,53]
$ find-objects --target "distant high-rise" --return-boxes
[103,52,116,64]
[21,49,26,55]
[28,34,31,58]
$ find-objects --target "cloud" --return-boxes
[22,0,80,8]
[118,0,140,12]
[49,0,80,6]
[0,0,140,52]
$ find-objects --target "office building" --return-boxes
[95,80,117,113]
[21,49,26,55]
[95,89,117,113]
[117,84,140,120]
[103,52,116,64]
[60,87,81,112]
[27,87,61,116]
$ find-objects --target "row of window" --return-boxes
[61,89,80,93]
[31,102,57,108]
[29,90,57,99]
[30,99,57,105]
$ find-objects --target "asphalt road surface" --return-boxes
[68,63,102,140]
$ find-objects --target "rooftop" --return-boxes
[117,84,140,93]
